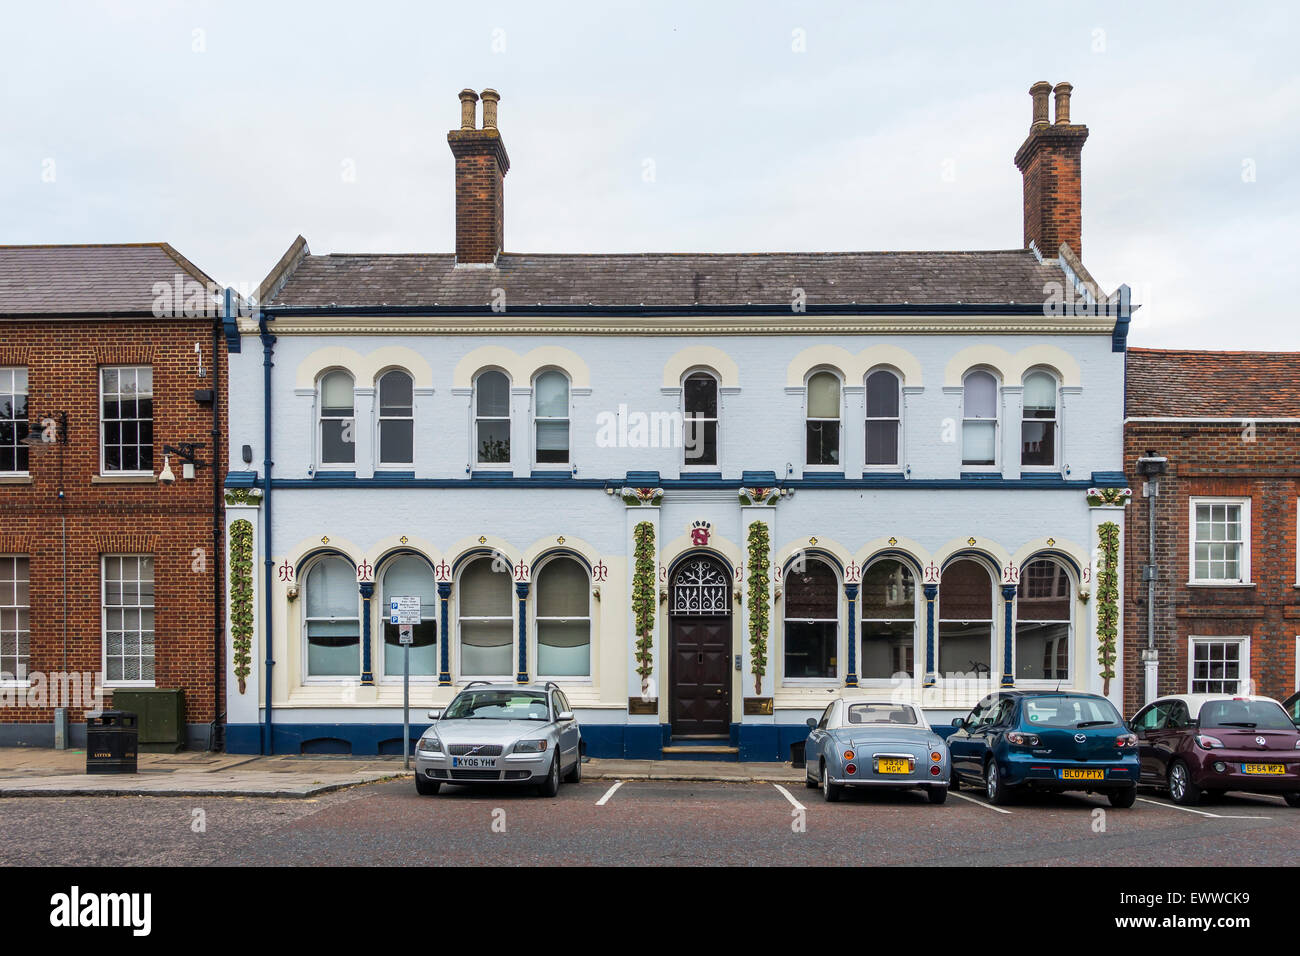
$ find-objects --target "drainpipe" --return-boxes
[259,319,277,755]
[1135,452,1167,705]
[212,291,228,751]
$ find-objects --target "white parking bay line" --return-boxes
[596,781,624,806]
[1136,797,1220,818]
[772,784,805,812]
[949,791,1013,814]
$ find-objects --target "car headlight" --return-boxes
[513,739,548,754]
[417,734,442,753]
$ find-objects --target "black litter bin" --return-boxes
[790,741,806,768]
[86,711,138,774]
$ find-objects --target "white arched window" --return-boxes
[380,556,437,679]
[318,371,355,467]
[533,370,570,466]
[1016,557,1072,681]
[304,555,359,678]
[937,559,995,679]
[783,558,839,680]
[457,557,513,677]
[805,371,841,467]
[860,559,916,680]
[474,370,511,465]
[961,370,998,468]
[534,557,591,678]
[1021,370,1058,468]
[865,369,901,467]
[377,370,414,467]
[683,370,719,467]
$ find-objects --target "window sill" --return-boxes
[0,475,33,485]
[0,680,32,689]
[1186,581,1256,588]
[92,474,156,484]
[103,681,156,689]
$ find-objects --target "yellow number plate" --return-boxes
[1241,764,1284,775]
[1060,768,1105,780]
[877,758,912,775]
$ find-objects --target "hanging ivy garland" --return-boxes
[746,521,771,695]
[228,519,255,694]
[632,521,656,696]
[1096,520,1120,695]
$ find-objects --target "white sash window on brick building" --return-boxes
[102,555,154,684]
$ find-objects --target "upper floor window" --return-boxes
[533,370,570,466]
[318,371,355,466]
[1021,371,1057,467]
[961,370,998,467]
[1190,498,1250,584]
[683,371,719,467]
[0,368,29,474]
[377,370,413,467]
[806,371,841,467]
[865,369,901,467]
[304,555,359,677]
[535,556,591,678]
[784,558,839,680]
[101,366,153,474]
[937,559,994,679]
[474,370,511,465]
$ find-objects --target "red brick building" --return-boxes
[0,244,230,749]
[1123,348,1300,716]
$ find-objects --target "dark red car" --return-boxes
[1129,694,1300,806]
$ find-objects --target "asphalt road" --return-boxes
[2,778,1296,867]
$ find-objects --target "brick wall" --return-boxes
[448,129,508,263]
[1123,421,1299,714]
[0,319,227,730]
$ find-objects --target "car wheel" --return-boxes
[564,749,582,784]
[821,761,842,803]
[538,752,561,798]
[1283,792,1300,808]
[927,786,948,805]
[985,759,1010,806]
[1167,760,1201,806]
[414,772,440,797]
[1108,786,1137,809]
[805,767,819,790]
[949,765,961,791]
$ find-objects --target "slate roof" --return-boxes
[1126,348,1300,418]
[266,249,1066,309]
[0,243,217,316]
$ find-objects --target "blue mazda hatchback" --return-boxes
[947,691,1139,807]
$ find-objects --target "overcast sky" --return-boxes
[3,1,1296,349]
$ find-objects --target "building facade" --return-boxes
[0,244,230,749]
[1123,349,1300,715]
[224,83,1134,759]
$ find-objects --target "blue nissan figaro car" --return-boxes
[804,698,951,803]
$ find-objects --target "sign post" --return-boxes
[390,596,421,769]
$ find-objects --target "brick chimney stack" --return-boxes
[1014,81,1089,261]
[448,88,510,265]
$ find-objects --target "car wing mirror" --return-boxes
[426,709,442,720]
[806,717,818,729]
[951,717,966,729]
[557,711,575,722]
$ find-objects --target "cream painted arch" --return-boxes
[453,345,592,389]
[932,538,1013,574]
[854,535,933,572]
[943,344,1082,388]
[661,346,741,389]
[1010,538,1089,577]
[775,535,854,576]
[522,535,603,575]
[295,346,434,390]
[785,345,924,387]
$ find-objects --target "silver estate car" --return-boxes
[804,697,951,803]
[414,682,582,797]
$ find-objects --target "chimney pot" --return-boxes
[480,89,500,129]
[458,88,479,130]
[1053,82,1073,124]
[1029,81,1053,129]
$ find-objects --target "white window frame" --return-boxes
[316,369,356,470]
[531,555,593,683]
[0,367,30,476]
[99,365,154,477]
[781,557,843,686]
[1014,557,1074,685]
[960,368,1000,472]
[101,554,155,688]
[376,555,437,683]
[531,369,571,469]
[857,557,919,684]
[681,368,721,471]
[937,559,998,683]
[455,556,515,681]
[1187,636,1250,695]
[375,369,414,469]
[301,554,361,684]
[804,369,844,471]
[1019,368,1060,472]
[472,370,512,470]
[1188,497,1251,585]
[864,367,902,470]
[0,555,30,687]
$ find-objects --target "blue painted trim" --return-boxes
[741,470,778,484]
[844,583,859,687]
[223,317,242,353]
[1111,284,1132,352]
[259,322,277,755]
[451,547,499,574]
[624,470,661,484]
[683,471,722,479]
[939,548,1001,573]
[1015,472,1065,484]
[529,470,572,479]
[1089,471,1128,486]
[923,584,938,686]
[262,475,1112,491]
[224,470,258,488]
[1000,584,1017,687]
[532,548,593,574]
[959,471,1004,481]
[470,470,516,481]
[782,548,844,575]
[296,547,355,578]
[359,582,375,685]
[373,470,415,479]
[805,471,845,480]
[515,581,530,682]
[859,472,906,481]
[1022,549,1083,578]
[863,549,925,578]
[437,581,452,685]
[373,547,436,573]
[313,470,356,480]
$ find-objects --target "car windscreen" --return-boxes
[1023,696,1122,728]
[846,703,918,725]
[444,691,549,720]
[1199,699,1294,731]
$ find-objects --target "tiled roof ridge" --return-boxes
[315,248,1040,259]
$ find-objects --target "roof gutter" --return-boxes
[259,301,1122,318]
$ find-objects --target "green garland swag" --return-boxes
[229,519,255,694]
[632,521,657,695]
[1096,520,1120,695]
[746,521,771,695]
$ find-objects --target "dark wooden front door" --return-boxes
[670,616,731,736]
